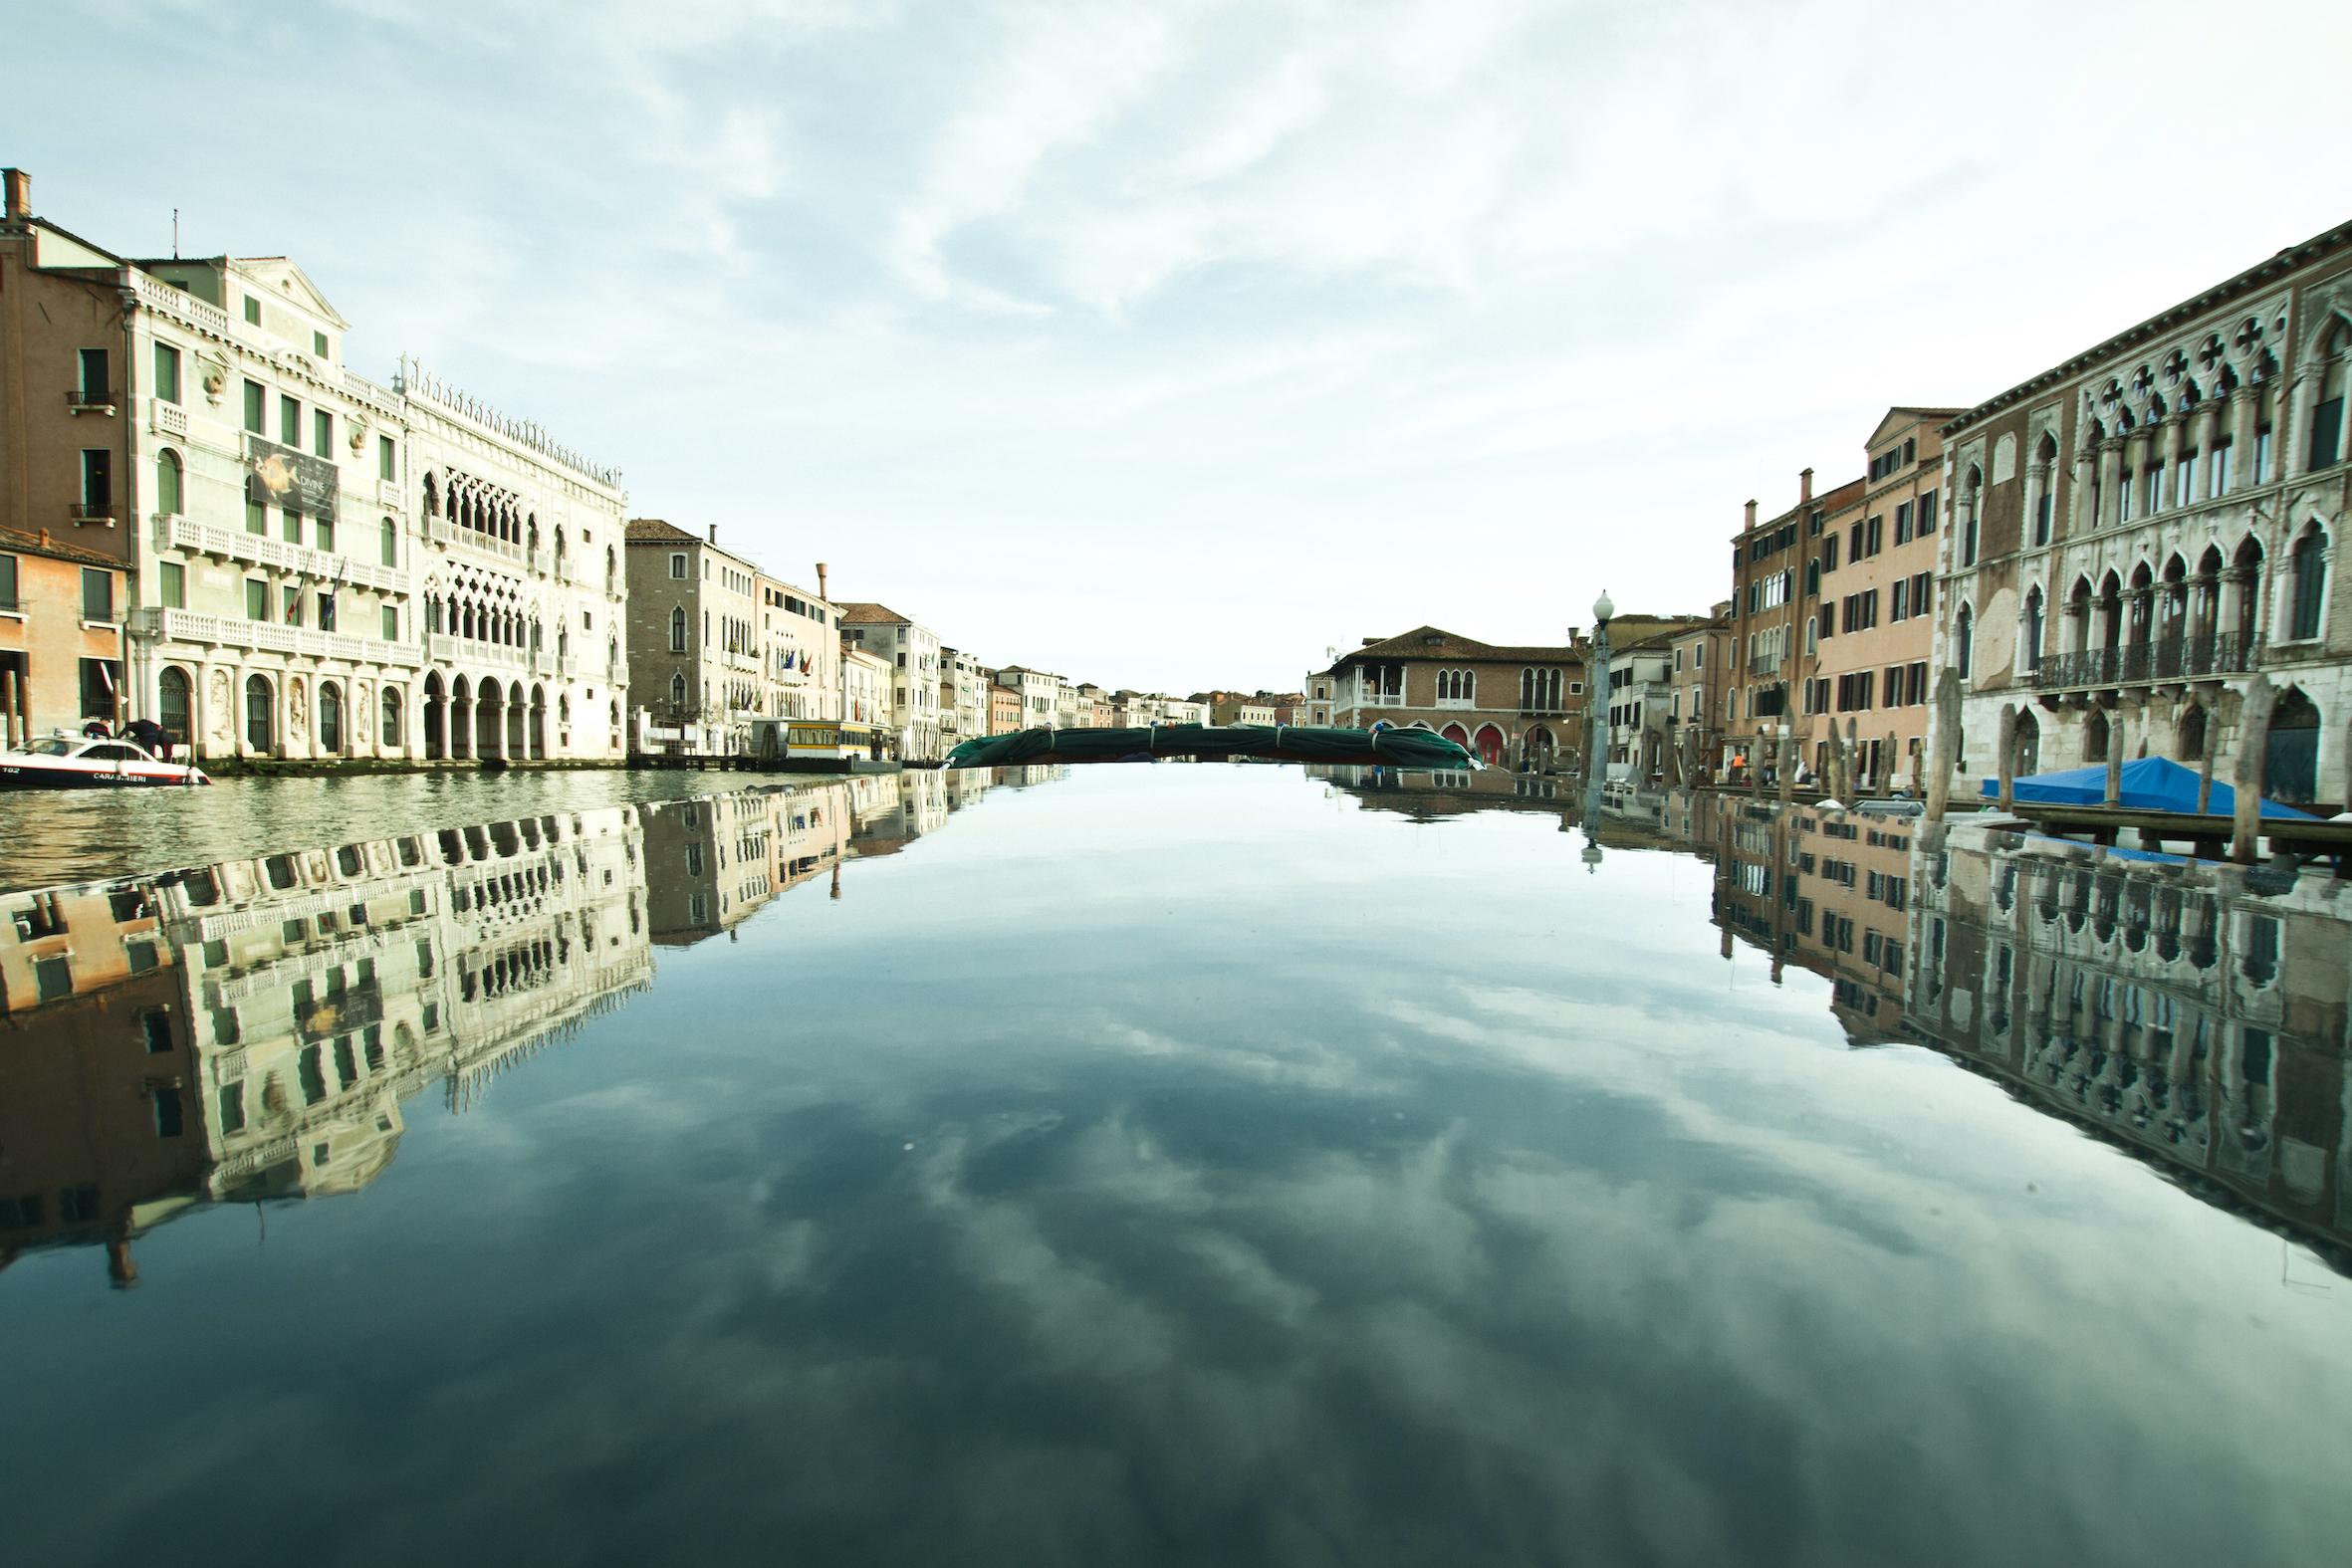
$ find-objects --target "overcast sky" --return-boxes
[19,1,2352,693]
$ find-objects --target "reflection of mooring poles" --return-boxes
[2234,674,2275,864]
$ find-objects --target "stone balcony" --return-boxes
[157,514,406,595]
[144,606,423,669]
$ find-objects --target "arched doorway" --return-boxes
[507,686,526,758]
[1471,724,1506,766]
[244,673,275,755]
[2084,708,2110,764]
[1440,722,1470,750]
[2178,703,2208,765]
[531,685,549,760]
[157,666,192,750]
[1523,724,1555,772]
[476,677,504,759]
[422,673,445,760]
[382,686,405,753]
[2013,710,2040,779]
[318,681,344,755]
[451,675,473,761]
[2266,687,2318,804]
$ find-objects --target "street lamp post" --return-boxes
[1582,589,1613,863]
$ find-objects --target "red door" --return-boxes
[1472,725,1505,765]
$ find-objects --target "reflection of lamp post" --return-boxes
[1582,590,1613,866]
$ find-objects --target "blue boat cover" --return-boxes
[1981,755,2314,817]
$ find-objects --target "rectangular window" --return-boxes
[2178,448,2198,502]
[1867,515,1884,556]
[79,345,109,397]
[154,341,181,404]
[2256,423,2274,483]
[243,378,265,432]
[246,499,266,535]
[2145,462,2164,513]
[315,407,333,458]
[243,295,262,325]
[1891,579,1908,620]
[2033,488,2052,545]
[0,554,20,609]
[1823,535,1838,571]
[82,566,113,621]
[81,448,112,509]
[279,394,300,445]
[1849,521,1863,560]
[80,657,117,720]
[316,514,335,554]
[313,329,330,357]
[1895,501,1913,544]
[379,433,396,480]
[382,604,399,642]
[159,560,186,608]
[669,553,687,578]
[2119,467,2134,522]
[282,507,302,545]
[2211,437,2232,496]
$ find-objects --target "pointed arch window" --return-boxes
[669,605,688,652]
[2290,526,2328,640]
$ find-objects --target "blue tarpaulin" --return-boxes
[1982,755,2314,817]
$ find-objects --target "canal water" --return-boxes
[2,764,2347,1567]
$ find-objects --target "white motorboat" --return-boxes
[0,734,211,788]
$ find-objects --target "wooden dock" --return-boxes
[2002,802,2352,871]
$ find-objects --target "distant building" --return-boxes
[1310,624,1588,769]
[987,682,1021,733]
[838,602,942,760]
[1665,606,1732,782]
[939,646,991,744]
[754,569,839,722]
[624,519,764,738]
[992,666,1061,728]
[842,645,890,731]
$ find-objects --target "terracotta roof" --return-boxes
[1319,624,1585,676]
[624,518,696,544]
[0,526,123,570]
[835,601,912,625]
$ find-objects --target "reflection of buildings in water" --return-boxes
[1704,798,1917,1043]
[0,806,653,1284]
[642,784,855,945]
[1307,765,1579,828]
[1908,834,2352,1269]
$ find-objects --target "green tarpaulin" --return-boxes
[943,724,1480,771]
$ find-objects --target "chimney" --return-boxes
[1799,467,1813,503]
[2,168,28,221]
[1744,500,1758,530]
[706,524,716,544]
[816,561,828,602]
[1565,625,1579,645]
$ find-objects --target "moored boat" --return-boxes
[0,734,211,788]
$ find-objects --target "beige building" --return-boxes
[838,602,942,760]
[939,646,991,744]
[1313,625,1588,769]
[1665,606,1732,781]
[993,665,1061,728]
[755,568,839,723]
[842,644,890,729]
[1798,408,1961,791]
[624,518,763,739]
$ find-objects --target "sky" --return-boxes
[16,0,2352,695]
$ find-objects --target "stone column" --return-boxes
[2233,675,2274,862]
[2104,710,2124,804]
[1776,728,1795,804]
[1926,668,1963,821]
[1997,704,2017,809]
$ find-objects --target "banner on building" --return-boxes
[244,436,340,518]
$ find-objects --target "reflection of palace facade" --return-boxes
[1309,769,2352,1270]
[2,772,1028,1284]
[1908,835,2352,1267]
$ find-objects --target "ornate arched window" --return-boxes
[245,673,275,753]
[2291,524,2328,640]
[670,672,687,709]
[381,686,403,748]
[669,605,687,652]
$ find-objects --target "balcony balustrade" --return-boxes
[2030,632,2260,690]
[146,606,423,668]
[158,514,405,594]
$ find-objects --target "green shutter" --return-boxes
[154,342,181,404]
[244,380,264,432]
[247,579,268,620]
[159,561,186,609]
